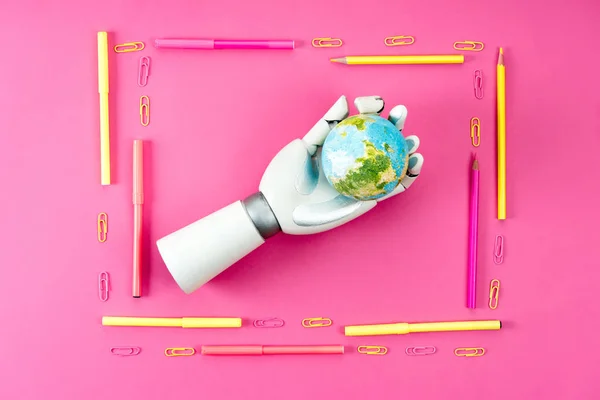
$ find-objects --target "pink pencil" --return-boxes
[467,156,480,308]
[132,140,144,298]
[154,38,295,50]
[201,345,344,356]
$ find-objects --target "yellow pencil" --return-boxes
[330,55,464,65]
[497,48,506,219]
[97,32,111,185]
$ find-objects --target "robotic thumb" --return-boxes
[157,201,266,294]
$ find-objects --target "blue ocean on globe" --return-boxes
[321,114,409,201]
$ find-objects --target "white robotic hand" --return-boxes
[157,96,424,294]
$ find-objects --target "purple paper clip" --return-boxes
[473,70,483,99]
[494,235,504,265]
[253,317,285,328]
[138,56,150,87]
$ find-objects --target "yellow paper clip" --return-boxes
[384,35,415,46]
[165,347,196,357]
[357,345,388,355]
[470,117,481,147]
[114,42,145,53]
[454,347,485,357]
[97,212,108,242]
[140,96,150,126]
[489,279,501,309]
[312,37,343,48]
[301,317,333,328]
[453,41,484,52]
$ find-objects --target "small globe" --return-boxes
[321,114,409,201]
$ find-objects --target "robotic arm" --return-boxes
[156,95,424,294]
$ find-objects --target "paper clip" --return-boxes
[97,212,108,242]
[165,348,196,357]
[384,35,415,46]
[470,117,481,147]
[301,317,333,328]
[110,347,141,356]
[138,56,150,87]
[494,235,504,264]
[98,271,109,302]
[489,279,501,310]
[253,317,285,328]
[311,37,343,48]
[140,96,150,126]
[454,347,485,357]
[473,70,483,99]
[405,346,437,356]
[453,41,484,52]
[114,42,145,53]
[357,346,388,355]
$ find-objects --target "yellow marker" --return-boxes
[102,316,242,328]
[330,55,464,65]
[97,32,111,185]
[497,47,506,219]
[344,319,501,337]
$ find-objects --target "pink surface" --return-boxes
[1,1,599,399]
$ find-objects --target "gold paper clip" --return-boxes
[405,346,437,356]
[489,279,501,309]
[312,37,343,48]
[384,35,415,46]
[165,347,196,357]
[470,117,481,147]
[494,235,504,264]
[98,271,109,302]
[454,347,485,357]
[110,347,141,356]
[114,42,145,53]
[140,96,150,126]
[357,345,388,355]
[453,41,484,51]
[97,212,108,242]
[301,317,333,328]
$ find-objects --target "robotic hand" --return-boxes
[157,95,424,294]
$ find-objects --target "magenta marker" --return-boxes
[154,38,294,50]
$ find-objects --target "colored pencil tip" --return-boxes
[330,58,341,63]
[499,47,504,55]
[473,159,479,170]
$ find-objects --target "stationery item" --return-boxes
[97,212,108,242]
[253,318,285,328]
[497,47,506,220]
[110,347,141,356]
[154,38,295,50]
[494,235,505,264]
[384,35,415,46]
[132,140,144,298]
[330,55,464,65]
[301,317,333,328]
[405,346,437,356]
[139,96,150,126]
[98,271,109,302]
[97,32,111,185]
[473,70,484,99]
[467,156,480,309]
[357,346,388,355]
[470,117,481,147]
[102,316,243,328]
[453,41,484,51]
[454,347,485,357]
[138,56,150,87]
[114,42,145,53]
[165,348,196,357]
[312,37,343,48]
[344,319,501,337]
[489,279,501,309]
[200,345,345,356]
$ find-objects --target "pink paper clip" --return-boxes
[494,235,504,264]
[473,70,483,99]
[138,56,150,87]
[98,271,109,301]
[405,346,437,356]
[253,317,285,328]
[110,347,141,356]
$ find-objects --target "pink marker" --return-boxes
[154,38,294,50]
[132,140,144,298]
[201,345,344,356]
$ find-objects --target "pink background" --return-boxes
[1,0,599,399]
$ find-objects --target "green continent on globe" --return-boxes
[336,115,375,131]
[330,140,398,199]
